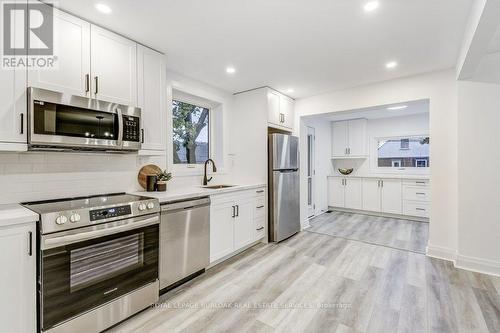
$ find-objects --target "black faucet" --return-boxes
[203,159,217,185]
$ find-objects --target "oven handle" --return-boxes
[41,215,159,250]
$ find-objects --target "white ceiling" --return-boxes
[54,0,473,98]
[303,99,429,122]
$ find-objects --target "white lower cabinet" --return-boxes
[327,177,362,209]
[362,178,402,214]
[0,222,36,333]
[329,176,428,219]
[210,188,267,263]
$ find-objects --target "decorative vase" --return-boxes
[157,181,167,192]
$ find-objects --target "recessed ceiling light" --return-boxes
[95,3,112,14]
[387,105,408,110]
[286,88,294,93]
[226,67,236,74]
[385,61,398,69]
[364,1,380,12]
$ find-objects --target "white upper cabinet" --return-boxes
[331,119,367,158]
[90,25,137,106]
[267,89,294,131]
[0,0,27,149]
[280,95,295,129]
[28,5,91,97]
[267,90,281,126]
[347,119,367,156]
[331,121,348,157]
[0,222,37,333]
[137,45,166,152]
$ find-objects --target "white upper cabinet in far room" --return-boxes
[331,119,367,158]
[0,0,27,150]
[137,45,167,153]
[267,88,295,131]
[91,25,137,106]
[28,5,91,97]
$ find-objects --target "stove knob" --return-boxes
[147,202,155,210]
[138,203,147,211]
[70,213,81,223]
[56,215,68,225]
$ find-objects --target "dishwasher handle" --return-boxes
[161,197,210,212]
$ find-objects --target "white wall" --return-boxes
[332,113,430,177]
[456,80,500,275]
[295,69,458,259]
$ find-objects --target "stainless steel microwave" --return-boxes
[28,87,142,152]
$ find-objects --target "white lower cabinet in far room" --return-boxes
[0,222,36,333]
[327,177,362,210]
[362,178,402,214]
[210,188,267,263]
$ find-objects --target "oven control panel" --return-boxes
[90,205,132,221]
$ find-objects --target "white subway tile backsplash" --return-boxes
[0,152,165,204]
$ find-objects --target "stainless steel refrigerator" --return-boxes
[269,133,300,242]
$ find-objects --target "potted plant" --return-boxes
[156,170,172,192]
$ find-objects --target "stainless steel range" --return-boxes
[23,193,160,333]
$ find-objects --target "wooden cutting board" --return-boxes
[138,164,162,190]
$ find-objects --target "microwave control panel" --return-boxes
[122,115,140,142]
[90,205,132,221]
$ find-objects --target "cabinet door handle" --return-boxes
[85,74,90,93]
[20,113,24,134]
[236,205,239,217]
[416,192,426,195]
[231,206,235,218]
[416,208,426,211]
[256,205,264,209]
[282,114,285,123]
[377,180,380,187]
[28,231,32,256]
[416,181,426,185]
[256,190,264,193]
[256,227,264,231]
[381,180,384,187]
[94,76,99,95]
[141,129,145,143]
[348,148,351,154]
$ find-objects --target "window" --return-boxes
[377,136,430,168]
[391,160,402,168]
[172,100,210,164]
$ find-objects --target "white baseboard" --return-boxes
[456,254,500,277]
[426,245,500,277]
[426,244,457,262]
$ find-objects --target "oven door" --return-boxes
[39,214,159,331]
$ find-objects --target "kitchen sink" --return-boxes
[203,184,237,189]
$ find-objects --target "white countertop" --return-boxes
[130,183,266,204]
[328,174,430,180]
[0,204,39,228]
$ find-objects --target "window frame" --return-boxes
[370,134,430,175]
[171,98,211,166]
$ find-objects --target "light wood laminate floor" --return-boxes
[110,231,499,333]
[308,211,429,254]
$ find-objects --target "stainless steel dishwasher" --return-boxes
[160,197,210,291]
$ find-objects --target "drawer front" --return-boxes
[211,187,266,204]
[255,197,266,218]
[255,217,265,240]
[403,186,430,202]
[403,201,429,218]
[403,179,429,187]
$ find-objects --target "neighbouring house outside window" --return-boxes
[377,136,430,168]
[172,100,209,164]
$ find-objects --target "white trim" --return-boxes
[456,254,500,277]
[426,244,457,262]
[391,160,402,167]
